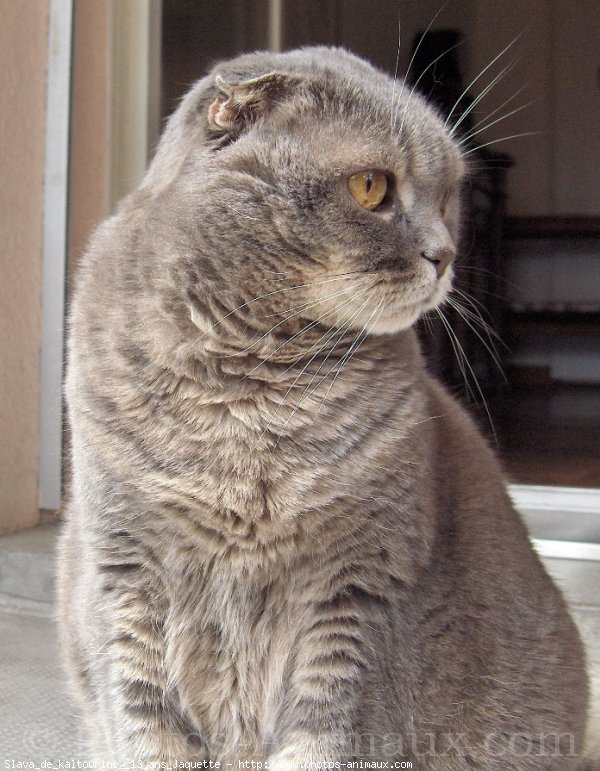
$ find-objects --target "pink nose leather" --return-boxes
[421,247,455,278]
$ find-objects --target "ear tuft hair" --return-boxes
[207,72,303,133]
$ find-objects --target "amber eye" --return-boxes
[347,170,388,210]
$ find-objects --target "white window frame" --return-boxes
[39,0,73,512]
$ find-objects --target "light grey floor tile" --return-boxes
[0,606,85,762]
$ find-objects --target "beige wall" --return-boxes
[70,0,111,270]
[70,0,161,267]
[0,0,49,532]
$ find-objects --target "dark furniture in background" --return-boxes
[418,147,513,402]
[504,217,600,368]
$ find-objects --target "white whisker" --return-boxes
[389,17,402,135]
[445,296,506,379]
[270,297,373,443]
[444,30,525,130]
[245,288,361,375]
[436,306,498,443]
[461,131,538,156]
[457,82,529,142]
[313,299,385,422]
[259,294,370,441]
[449,56,519,138]
[394,0,455,136]
[200,273,364,339]
[232,283,361,362]
[449,287,508,346]
[398,39,466,142]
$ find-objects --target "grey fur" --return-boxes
[58,48,590,769]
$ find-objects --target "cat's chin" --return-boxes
[366,302,431,335]
[361,282,452,335]
[367,309,424,335]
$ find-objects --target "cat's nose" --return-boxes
[421,247,455,279]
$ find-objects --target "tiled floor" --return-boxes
[0,597,85,761]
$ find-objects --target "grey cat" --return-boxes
[58,47,591,769]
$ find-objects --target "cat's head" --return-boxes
[143,47,465,343]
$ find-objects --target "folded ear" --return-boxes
[207,72,303,133]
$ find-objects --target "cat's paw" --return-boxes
[268,739,341,771]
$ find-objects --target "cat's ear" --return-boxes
[207,72,302,132]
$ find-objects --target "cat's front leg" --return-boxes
[90,567,209,765]
[267,593,371,771]
[104,658,209,767]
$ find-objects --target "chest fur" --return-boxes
[165,564,302,760]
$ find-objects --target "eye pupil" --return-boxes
[347,170,388,211]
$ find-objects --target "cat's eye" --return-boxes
[347,170,388,211]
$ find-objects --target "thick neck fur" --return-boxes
[69,214,435,573]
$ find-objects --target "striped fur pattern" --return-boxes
[58,48,589,769]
